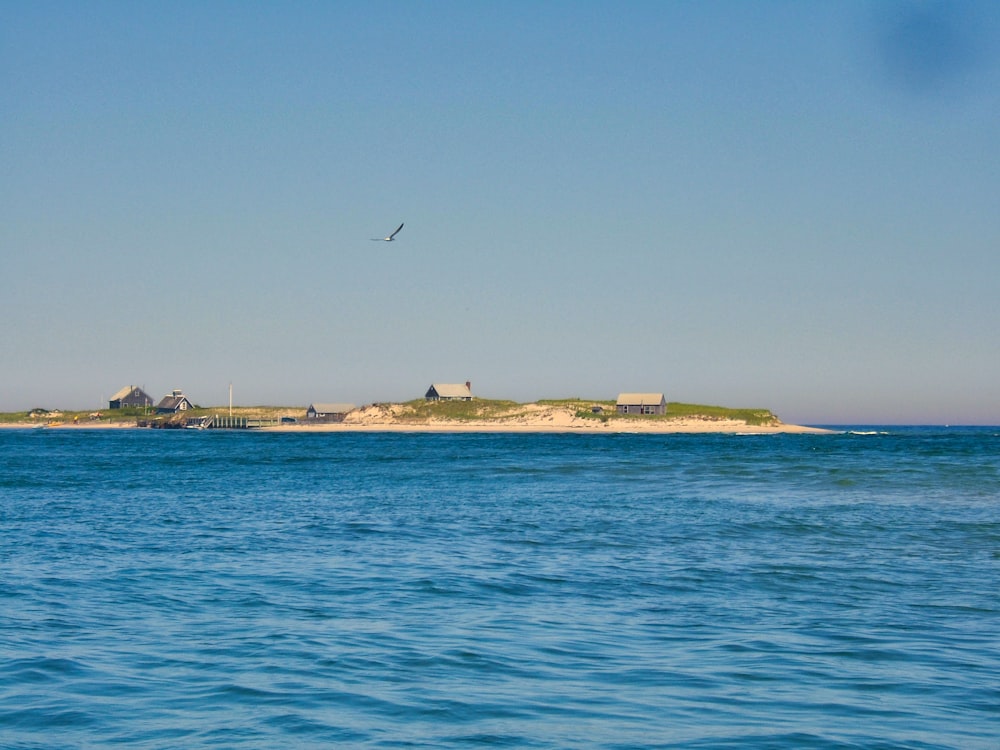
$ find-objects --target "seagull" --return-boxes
[371,222,404,241]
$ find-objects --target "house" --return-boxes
[425,382,473,401]
[616,392,667,416]
[156,389,195,414]
[108,385,153,410]
[306,403,355,422]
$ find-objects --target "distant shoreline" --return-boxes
[257,421,833,435]
[0,422,832,434]
[0,401,834,435]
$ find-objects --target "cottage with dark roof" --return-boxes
[425,382,473,401]
[156,390,194,414]
[306,403,355,422]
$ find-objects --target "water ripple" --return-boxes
[1,429,998,748]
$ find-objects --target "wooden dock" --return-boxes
[207,416,281,429]
[137,415,283,430]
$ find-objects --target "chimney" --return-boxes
[465,381,472,393]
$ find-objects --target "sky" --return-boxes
[3,1,999,425]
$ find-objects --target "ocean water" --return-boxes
[1,427,998,749]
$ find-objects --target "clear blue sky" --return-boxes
[3,1,998,424]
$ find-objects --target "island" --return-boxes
[2,400,831,434]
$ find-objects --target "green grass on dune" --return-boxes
[662,403,779,425]
[402,398,779,425]
[541,399,779,425]
[395,398,528,422]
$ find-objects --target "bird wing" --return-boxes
[388,222,404,239]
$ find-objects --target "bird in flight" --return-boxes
[371,222,404,241]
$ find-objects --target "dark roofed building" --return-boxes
[425,382,473,401]
[156,390,195,414]
[108,385,153,410]
[306,403,355,422]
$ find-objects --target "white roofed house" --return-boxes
[616,392,667,416]
[424,382,473,401]
[306,403,355,422]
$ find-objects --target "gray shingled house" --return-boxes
[425,382,473,401]
[108,385,153,410]
[616,393,667,416]
[306,403,355,422]
[156,390,195,414]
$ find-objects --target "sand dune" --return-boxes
[264,403,830,434]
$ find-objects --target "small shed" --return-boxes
[425,382,473,401]
[616,392,667,416]
[156,390,195,414]
[109,385,153,410]
[306,403,355,422]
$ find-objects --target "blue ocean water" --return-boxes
[1,427,998,749]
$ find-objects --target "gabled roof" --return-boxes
[308,403,355,414]
[156,395,193,411]
[616,392,666,405]
[110,385,138,401]
[428,383,472,399]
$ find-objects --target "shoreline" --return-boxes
[260,425,833,434]
[259,418,833,434]
[0,418,834,435]
[0,400,836,434]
